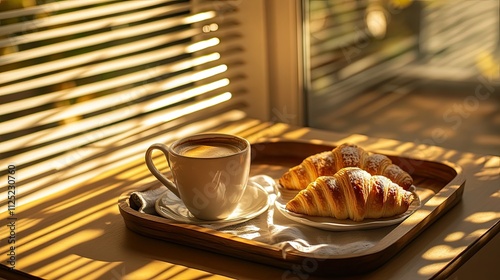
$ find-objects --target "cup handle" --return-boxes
[145,143,181,198]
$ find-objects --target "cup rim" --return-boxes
[169,133,250,159]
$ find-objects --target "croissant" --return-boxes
[279,143,413,190]
[285,167,415,221]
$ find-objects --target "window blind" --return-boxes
[0,0,248,207]
[305,0,418,112]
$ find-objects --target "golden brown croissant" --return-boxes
[279,143,413,190]
[285,167,415,221]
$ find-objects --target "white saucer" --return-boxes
[155,181,270,227]
[275,186,421,231]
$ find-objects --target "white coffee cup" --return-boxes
[145,133,251,220]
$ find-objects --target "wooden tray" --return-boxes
[118,139,466,276]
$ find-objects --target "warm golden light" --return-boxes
[425,196,447,207]
[389,0,413,9]
[467,229,488,240]
[143,92,232,126]
[404,209,431,223]
[1,60,227,159]
[153,64,227,95]
[474,156,500,180]
[145,78,229,112]
[21,229,104,269]
[167,52,221,74]
[45,182,121,214]
[1,170,106,212]
[476,51,500,79]
[418,262,449,277]
[202,23,219,33]
[444,231,465,242]
[422,245,467,261]
[464,212,500,224]
[366,9,387,39]
[186,37,220,53]
[282,127,311,139]
[30,254,81,278]
[209,23,219,31]
[32,254,120,280]
[74,262,122,280]
[215,119,264,140]
[193,64,227,80]
[183,11,216,24]
[122,261,223,280]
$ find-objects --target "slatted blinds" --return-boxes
[305,0,418,111]
[305,0,499,127]
[0,0,247,206]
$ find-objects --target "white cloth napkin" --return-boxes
[130,175,389,257]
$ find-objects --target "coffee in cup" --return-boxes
[145,133,251,220]
[175,139,243,158]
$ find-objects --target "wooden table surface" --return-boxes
[1,118,499,279]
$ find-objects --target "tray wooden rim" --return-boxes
[118,138,466,275]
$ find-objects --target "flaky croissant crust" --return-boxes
[279,143,413,190]
[285,167,415,221]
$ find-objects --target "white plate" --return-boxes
[275,186,421,231]
[155,181,270,227]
